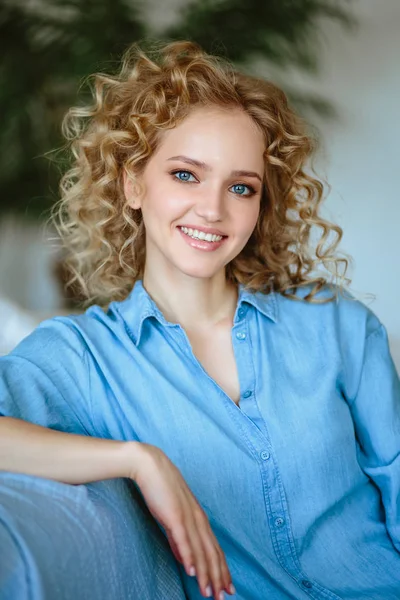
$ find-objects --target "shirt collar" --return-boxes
[113,279,278,346]
[236,283,279,324]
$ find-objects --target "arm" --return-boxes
[345,320,400,552]
[0,416,143,484]
[0,316,143,485]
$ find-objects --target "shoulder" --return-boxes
[8,300,127,367]
[275,282,382,339]
[273,283,387,395]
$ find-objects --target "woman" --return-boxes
[0,40,399,600]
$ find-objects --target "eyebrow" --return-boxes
[166,155,262,183]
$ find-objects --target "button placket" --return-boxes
[232,312,321,595]
[232,318,252,401]
[237,307,246,319]
[233,320,267,434]
[232,306,334,599]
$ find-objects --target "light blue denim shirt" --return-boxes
[1,280,399,600]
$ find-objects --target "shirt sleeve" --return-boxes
[346,319,400,553]
[0,317,96,437]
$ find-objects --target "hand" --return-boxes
[131,443,236,599]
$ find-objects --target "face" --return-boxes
[124,105,265,283]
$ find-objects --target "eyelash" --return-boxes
[169,169,257,197]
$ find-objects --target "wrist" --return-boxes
[121,440,147,480]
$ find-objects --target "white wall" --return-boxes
[293,0,400,369]
[0,216,63,312]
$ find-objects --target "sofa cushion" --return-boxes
[0,472,187,600]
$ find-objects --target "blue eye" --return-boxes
[172,170,196,183]
[171,169,256,196]
[232,183,253,196]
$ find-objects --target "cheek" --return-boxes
[146,184,191,222]
[236,202,261,236]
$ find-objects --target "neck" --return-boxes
[142,269,238,330]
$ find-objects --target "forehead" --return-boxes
[151,105,266,166]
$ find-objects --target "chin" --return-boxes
[172,259,225,280]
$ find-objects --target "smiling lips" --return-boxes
[177,225,227,251]
[179,226,223,242]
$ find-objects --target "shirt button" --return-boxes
[301,580,313,589]
[238,307,246,318]
[243,390,252,399]
[275,517,285,527]
[236,332,246,340]
[260,450,270,460]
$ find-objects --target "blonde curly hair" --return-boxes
[53,38,351,307]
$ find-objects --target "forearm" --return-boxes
[0,416,142,485]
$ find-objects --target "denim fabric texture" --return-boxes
[0,472,186,600]
[1,280,399,599]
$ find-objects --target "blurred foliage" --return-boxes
[0,0,355,219]
[166,0,354,70]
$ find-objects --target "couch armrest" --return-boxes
[0,472,187,600]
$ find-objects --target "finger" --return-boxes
[185,510,212,597]
[168,533,183,565]
[199,536,223,599]
[168,521,196,577]
[205,528,234,594]
[195,514,228,598]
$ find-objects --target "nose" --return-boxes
[194,186,226,222]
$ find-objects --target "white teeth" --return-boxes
[179,227,223,243]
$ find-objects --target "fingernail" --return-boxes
[188,566,196,576]
[205,584,213,597]
[228,583,236,595]
[219,592,225,600]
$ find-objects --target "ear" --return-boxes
[123,170,142,210]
